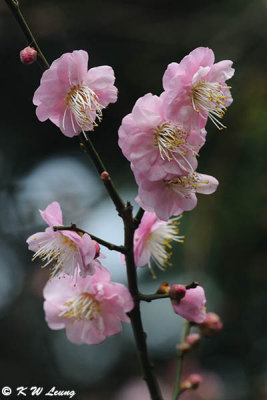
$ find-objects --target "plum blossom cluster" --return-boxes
[119,47,234,221]
[26,46,230,360]
[27,202,134,344]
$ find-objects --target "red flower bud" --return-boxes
[101,171,110,181]
[20,46,37,65]
[169,284,186,301]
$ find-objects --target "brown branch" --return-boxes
[79,134,125,215]
[53,224,126,253]
[4,0,50,70]
[122,203,163,400]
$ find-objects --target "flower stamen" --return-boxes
[31,234,79,278]
[64,85,103,134]
[165,173,209,198]
[154,122,197,171]
[59,293,100,321]
[191,81,231,130]
[145,216,184,275]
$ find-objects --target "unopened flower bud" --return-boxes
[198,312,223,337]
[157,282,170,294]
[181,374,202,391]
[177,333,201,352]
[101,171,110,181]
[186,333,201,346]
[169,284,186,301]
[20,46,37,65]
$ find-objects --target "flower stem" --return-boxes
[53,224,126,253]
[139,293,170,302]
[4,0,50,70]
[172,320,191,400]
[133,207,145,229]
[122,203,163,400]
[79,134,125,215]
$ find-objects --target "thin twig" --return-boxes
[172,320,191,400]
[133,207,145,229]
[4,0,50,70]
[53,224,126,253]
[79,134,125,215]
[139,293,170,302]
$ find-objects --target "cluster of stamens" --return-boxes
[191,80,231,130]
[145,217,184,278]
[64,85,103,134]
[154,122,197,171]
[165,173,209,198]
[59,293,100,321]
[32,234,78,278]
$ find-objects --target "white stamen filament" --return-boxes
[165,173,209,198]
[64,85,103,134]
[145,216,184,276]
[59,293,100,321]
[32,234,79,278]
[191,81,231,130]
[154,122,197,172]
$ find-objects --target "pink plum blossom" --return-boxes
[33,50,118,137]
[163,47,234,130]
[171,285,207,323]
[118,92,206,180]
[27,201,99,278]
[132,211,184,276]
[43,264,134,345]
[134,167,219,221]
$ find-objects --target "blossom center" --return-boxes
[32,233,79,278]
[165,173,209,198]
[145,217,184,276]
[59,293,101,321]
[64,85,102,133]
[154,122,197,170]
[191,80,230,129]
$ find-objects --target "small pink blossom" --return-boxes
[198,312,223,337]
[118,93,206,180]
[43,265,134,345]
[27,201,99,278]
[181,374,203,390]
[33,50,118,137]
[20,46,37,65]
[131,211,184,276]
[134,167,218,221]
[163,47,234,130]
[171,285,207,323]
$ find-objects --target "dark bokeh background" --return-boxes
[0,0,266,399]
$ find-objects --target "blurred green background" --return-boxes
[0,0,266,399]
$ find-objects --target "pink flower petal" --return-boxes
[39,201,63,227]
